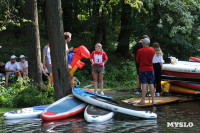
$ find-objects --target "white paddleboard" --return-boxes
[84,104,114,123]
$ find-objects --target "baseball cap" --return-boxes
[142,38,150,45]
[20,55,25,58]
[10,55,17,59]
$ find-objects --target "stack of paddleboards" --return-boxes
[162,57,200,94]
[73,87,157,120]
[4,89,157,122]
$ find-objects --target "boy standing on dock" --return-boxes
[136,38,156,104]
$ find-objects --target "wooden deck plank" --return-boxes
[122,96,197,107]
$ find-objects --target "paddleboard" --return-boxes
[41,95,87,121]
[169,85,200,94]
[3,105,48,120]
[162,70,200,78]
[162,61,200,73]
[84,104,114,123]
[161,74,200,82]
[72,87,157,119]
[189,57,200,63]
[170,81,200,90]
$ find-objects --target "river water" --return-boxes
[0,101,200,133]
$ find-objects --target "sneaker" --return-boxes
[94,90,98,94]
[147,94,151,97]
[134,91,141,94]
[152,101,157,104]
[137,88,142,92]
[134,88,141,92]
[155,93,160,97]
[100,91,104,95]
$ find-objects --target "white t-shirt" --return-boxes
[65,43,69,51]
[43,45,51,65]
[41,63,49,74]
[18,61,28,71]
[153,54,164,64]
[5,61,20,71]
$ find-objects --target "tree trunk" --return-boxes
[25,0,43,85]
[92,3,107,48]
[45,0,72,100]
[116,0,132,57]
[62,0,73,32]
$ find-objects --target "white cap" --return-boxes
[142,38,150,45]
[10,55,17,59]
[20,55,25,58]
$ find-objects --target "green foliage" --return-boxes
[104,59,137,88]
[75,57,137,89]
[0,48,27,63]
[0,77,55,108]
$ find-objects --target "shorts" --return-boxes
[46,63,52,72]
[9,72,15,76]
[92,65,104,74]
[139,71,154,84]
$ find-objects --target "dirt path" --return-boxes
[103,90,133,97]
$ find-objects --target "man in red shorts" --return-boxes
[136,38,156,104]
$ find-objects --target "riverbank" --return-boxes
[0,88,140,118]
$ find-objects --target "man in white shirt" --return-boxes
[18,55,28,77]
[64,32,73,54]
[43,44,53,82]
[5,55,21,84]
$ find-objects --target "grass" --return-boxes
[0,107,21,117]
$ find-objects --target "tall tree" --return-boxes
[25,0,43,85]
[116,0,132,57]
[45,0,72,100]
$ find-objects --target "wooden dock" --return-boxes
[122,96,197,107]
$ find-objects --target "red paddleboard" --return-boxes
[162,70,200,78]
[41,95,86,121]
[170,81,200,90]
[189,57,200,63]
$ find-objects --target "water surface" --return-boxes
[1,101,200,133]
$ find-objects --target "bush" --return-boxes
[104,59,137,89]
[0,77,55,108]
[75,59,138,89]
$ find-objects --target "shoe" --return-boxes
[100,91,104,95]
[134,91,141,94]
[137,101,145,105]
[152,101,157,104]
[94,90,98,94]
[147,94,151,97]
[133,88,137,92]
[155,93,160,97]
[134,88,141,92]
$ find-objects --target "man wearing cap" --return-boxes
[132,35,149,94]
[5,55,21,84]
[136,38,156,105]
[18,55,28,77]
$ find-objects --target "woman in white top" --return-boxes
[153,42,164,95]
